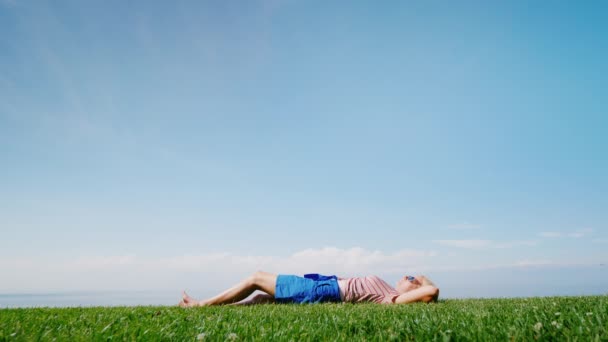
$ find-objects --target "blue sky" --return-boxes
[1,1,607,301]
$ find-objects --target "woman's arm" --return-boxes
[394,285,439,304]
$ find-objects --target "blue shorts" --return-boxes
[275,274,341,304]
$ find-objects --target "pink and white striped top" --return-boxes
[337,275,400,304]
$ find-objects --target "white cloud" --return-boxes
[434,239,492,249]
[431,259,596,272]
[0,0,17,7]
[148,247,437,275]
[512,260,555,267]
[69,255,138,270]
[539,232,563,238]
[539,228,594,239]
[433,240,537,249]
[567,228,594,238]
[493,240,538,249]
[446,222,481,230]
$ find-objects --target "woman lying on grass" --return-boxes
[179,271,439,307]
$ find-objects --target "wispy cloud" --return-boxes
[446,222,482,230]
[0,0,17,8]
[70,255,138,269]
[434,239,491,248]
[538,228,594,239]
[493,241,538,248]
[539,232,563,238]
[433,239,537,249]
[149,247,437,275]
[432,259,597,272]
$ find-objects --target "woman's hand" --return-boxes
[418,275,435,287]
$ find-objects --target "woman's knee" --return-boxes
[250,270,268,284]
[249,271,277,294]
[246,271,263,287]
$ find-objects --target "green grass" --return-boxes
[1,296,607,341]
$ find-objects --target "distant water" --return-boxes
[0,291,179,308]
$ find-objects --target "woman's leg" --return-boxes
[179,271,278,307]
[229,293,275,306]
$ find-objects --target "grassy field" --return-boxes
[1,295,606,341]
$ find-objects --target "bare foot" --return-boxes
[178,291,202,307]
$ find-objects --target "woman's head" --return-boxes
[396,275,423,293]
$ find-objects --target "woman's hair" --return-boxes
[421,276,439,303]
[431,288,439,303]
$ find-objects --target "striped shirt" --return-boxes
[338,275,400,304]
